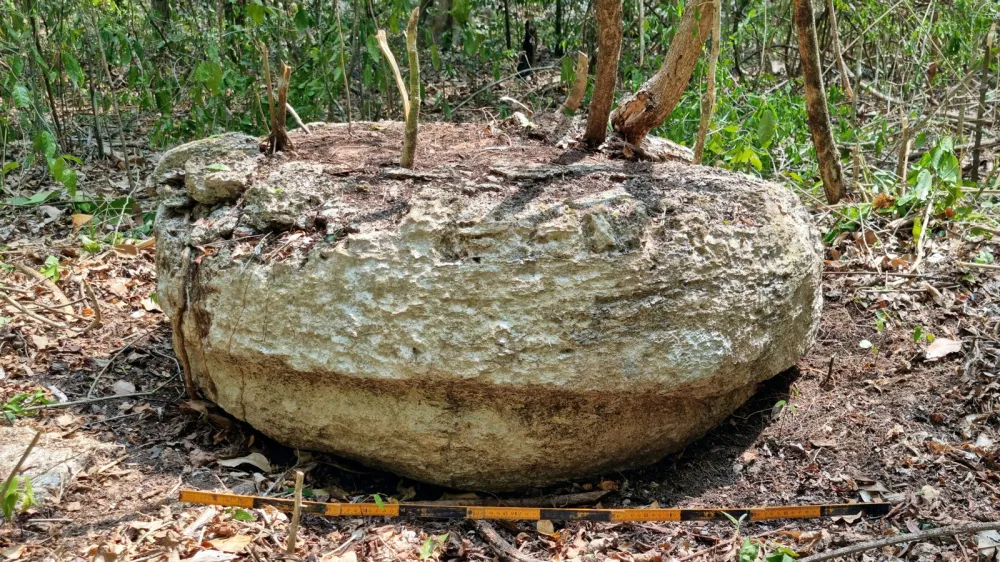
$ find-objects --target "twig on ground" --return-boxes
[469,520,546,562]
[957,261,1000,271]
[970,224,1000,236]
[799,521,1000,562]
[15,263,72,321]
[182,507,217,537]
[1,430,41,502]
[286,470,304,555]
[0,290,72,330]
[27,377,177,412]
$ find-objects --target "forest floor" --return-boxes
[1,117,999,562]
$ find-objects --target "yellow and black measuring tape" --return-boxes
[180,490,889,522]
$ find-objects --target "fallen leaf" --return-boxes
[31,335,50,350]
[108,282,129,298]
[207,535,253,554]
[810,438,838,449]
[113,243,139,257]
[111,380,136,395]
[56,413,75,427]
[141,297,163,312]
[65,501,82,512]
[72,214,94,232]
[536,520,555,535]
[136,238,156,251]
[1,545,25,560]
[598,479,618,491]
[919,485,940,503]
[977,530,1000,559]
[925,337,962,360]
[218,452,272,473]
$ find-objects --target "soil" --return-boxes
[1,123,999,562]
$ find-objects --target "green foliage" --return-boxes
[40,256,61,282]
[419,533,450,560]
[373,493,385,508]
[233,508,256,522]
[2,389,54,421]
[2,475,38,521]
[738,538,759,562]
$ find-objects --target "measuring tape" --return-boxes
[180,490,889,522]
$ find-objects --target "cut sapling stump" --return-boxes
[561,51,589,115]
[583,0,623,147]
[402,8,420,169]
[376,8,422,169]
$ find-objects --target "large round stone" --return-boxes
[153,122,822,491]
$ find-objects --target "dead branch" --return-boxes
[0,290,71,330]
[286,471,304,554]
[469,520,546,562]
[799,521,1000,562]
[561,51,589,114]
[376,30,410,119]
[693,0,721,164]
[16,263,72,321]
[583,0,623,147]
[825,0,853,100]
[285,103,311,134]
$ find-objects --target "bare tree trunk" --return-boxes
[610,0,715,146]
[793,0,845,203]
[582,0,623,147]
[503,0,511,50]
[824,0,853,100]
[971,24,995,183]
[693,0,721,164]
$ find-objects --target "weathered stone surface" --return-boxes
[184,151,260,204]
[148,132,260,205]
[0,426,116,503]
[153,123,822,491]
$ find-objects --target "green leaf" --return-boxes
[247,1,266,25]
[41,256,60,282]
[738,538,759,562]
[937,152,960,184]
[749,152,763,171]
[233,508,256,522]
[914,169,932,201]
[757,109,776,147]
[1,162,19,176]
[33,130,57,159]
[63,51,84,87]
[3,189,58,206]
[293,8,310,30]
[195,60,224,94]
[913,325,923,342]
[373,493,384,509]
[13,85,31,108]
[419,537,435,560]
[912,216,922,240]
[61,168,78,196]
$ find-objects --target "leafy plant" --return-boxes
[2,390,54,421]
[419,533,450,560]
[2,475,38,521]
[40,256,61,282]
[738,538,760,562]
